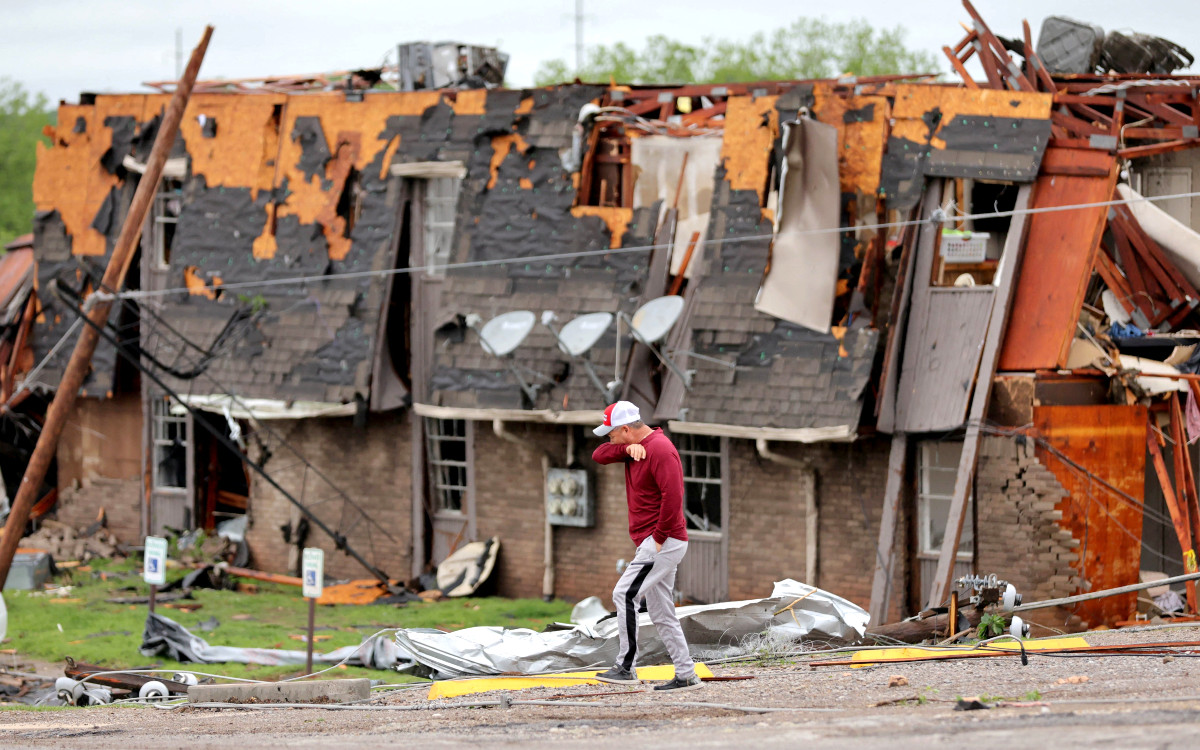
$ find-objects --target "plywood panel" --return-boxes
[999,148,1118,371]
[895,287,995,432]
[1034,404,1146,628]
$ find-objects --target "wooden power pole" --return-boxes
[0,27,214,588]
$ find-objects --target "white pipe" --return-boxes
[756,439,818,587]
[493,420,556,601]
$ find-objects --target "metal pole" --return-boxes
[1013,571,1200,613]
[575,0,584,74]
[306,597,316,675]
[0,27,214,588]
[149,584,157,614]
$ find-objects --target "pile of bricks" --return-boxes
[976,436,1083,628]
[19,519,123,562]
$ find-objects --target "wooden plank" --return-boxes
[1033,405,1147,627]
[869,434,908,624]
[894,287,995,432]
[998,148,1118,371]
[927,184,1033,608]
[877,187,938,432]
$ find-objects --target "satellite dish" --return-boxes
[541,310,619,402]
[557,312,613,356]
[630,296,684,344]
[479,310,535,357]
[617,295,692,390]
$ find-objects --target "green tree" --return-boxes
[534,18,940,86]
[0,78,54,249]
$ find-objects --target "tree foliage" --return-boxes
[0,78,54,249]
[535,18,941,87]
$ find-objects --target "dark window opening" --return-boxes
[386,197,412,388]
[192,410,251,531]
[152,398,188,490]
[335,166,362,238]
[932,179,1016,288]
[577,125,632,208]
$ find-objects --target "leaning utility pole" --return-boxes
[0,27,214,588]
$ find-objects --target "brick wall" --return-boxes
[726,437,906,622]
[975,435,1083,631]
[470,422,633,602]
[54,394,143,542]
[244,411,412,581]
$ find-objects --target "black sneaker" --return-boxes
[593,666,639,685]
[653,675,703,692]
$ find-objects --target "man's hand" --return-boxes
[626,444,646,461]
[655,541,662,552]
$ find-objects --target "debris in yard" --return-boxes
[436,537,500,597]
[397,580,868,680]
[1057,675,1090,684]
[955,696,992,711]
[18,519,123,564]
[888,675,908,688]
[187,676,370,705]
[4,549,52,590]
[140,612,413,670]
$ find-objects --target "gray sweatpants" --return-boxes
[611,536,695,680]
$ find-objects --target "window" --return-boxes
[678,434,722,534]
[152,398,188,490]
[425,418,468,513]
[152,177,183,269]
[918,441,974,558]
[576,125,632,208]
[422,177,461,276]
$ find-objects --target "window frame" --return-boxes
[152,177,184,270]
[425,417,470,515]
[151,397,190,491]
[677,433,724,537]
[917,440,974,560]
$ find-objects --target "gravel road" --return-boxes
[3,624,1200,749]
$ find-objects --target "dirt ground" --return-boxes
[3,624,1200,749]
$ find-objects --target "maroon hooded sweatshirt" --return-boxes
[592,428,688,546]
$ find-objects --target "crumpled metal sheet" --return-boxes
[396,580,868,679]
[140,612,413,670]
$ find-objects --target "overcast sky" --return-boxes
[1,0,1196,104]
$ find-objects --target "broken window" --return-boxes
[421,177,461,276]
[577,126,632,208]
[152,177,183,269]
[425,417,468,513]
[917,440,974,558]
[152,397,189,490]
[678,434,722,534]
[931,179,1017,287]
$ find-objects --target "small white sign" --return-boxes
[301,547,324,599]
[144,536,168,586]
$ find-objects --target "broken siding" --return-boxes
[674,91,879,430]
[881,85,1053,210]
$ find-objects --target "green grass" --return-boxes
[1,559,572,683]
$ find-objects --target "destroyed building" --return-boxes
[15,5,1200,629]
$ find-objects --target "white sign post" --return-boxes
[301,547,324,674]
[144,536,168,613]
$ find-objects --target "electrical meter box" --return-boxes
[545,468,593,527]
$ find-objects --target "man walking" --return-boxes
[590,401,700,692]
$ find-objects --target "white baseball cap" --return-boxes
[594,401,641,436]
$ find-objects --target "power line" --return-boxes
[111,188,1200,302]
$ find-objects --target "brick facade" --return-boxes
[54,394,143,542]
[975,435,1083,631]
[726,437,906,622]
[243,411,412,581]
